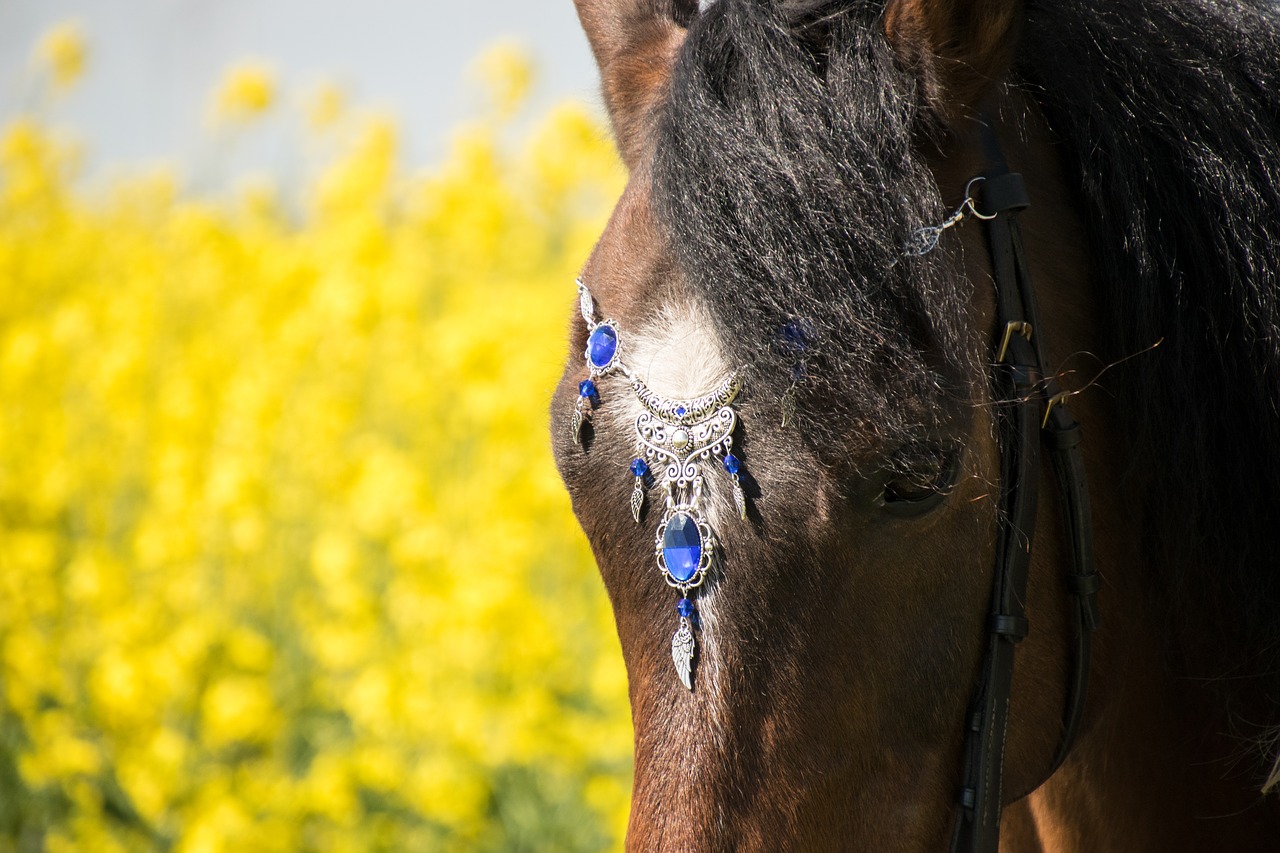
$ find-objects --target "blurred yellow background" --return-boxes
[1,23,630,852]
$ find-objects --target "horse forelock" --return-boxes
[651,0,980,464]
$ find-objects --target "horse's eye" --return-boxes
[880,447,960,516]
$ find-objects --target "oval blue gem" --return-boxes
[587,325,618,369]
[663,513,702,584]
[630,458,649,477]
[723,454,741,475]
[677,598,694,618]
[579,379,596,398]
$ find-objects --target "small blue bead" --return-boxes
[630,458,649,477]
[677,598,695,618]
[723,454,741,475]
[675,405,687,417]
[777,320,814,355]
[578,379,596,398]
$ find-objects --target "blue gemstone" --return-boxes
[776,320,814,356]
[674,405,687,417]
[782,321,811,346]
[723,454,741,475]
[579,379,596,398]
[587,325,618,369]
[662,513,702,584]
[677,598,694,618]
[630,458,649,477]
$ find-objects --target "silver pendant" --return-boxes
[630,476,645,522]
[571,400,588,445]
[732,478,747,520]
[671,618,695,691]
[780,382,798,428]
[630,375,743,688]
[574,278,751,690]
[572,279,622,446]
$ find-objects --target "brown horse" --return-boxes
[552,1,1280,849]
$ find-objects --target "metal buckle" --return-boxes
[1041,391,1071,429]
[996,321,1033,364]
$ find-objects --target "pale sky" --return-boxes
[0,0,602,175]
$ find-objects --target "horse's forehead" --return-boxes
[603,296,743,530]
[622,299,734,400]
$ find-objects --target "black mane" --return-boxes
[654,0,1280,725]
[1017,1,1280,678]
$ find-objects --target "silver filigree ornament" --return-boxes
[573,281,624,445]
[573,278,749,690]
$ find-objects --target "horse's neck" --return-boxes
[935,93,1280,852]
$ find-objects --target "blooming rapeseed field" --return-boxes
[0,27,630,852]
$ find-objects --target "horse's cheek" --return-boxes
[848,507,995,741]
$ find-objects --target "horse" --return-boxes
[551,0,1280,849]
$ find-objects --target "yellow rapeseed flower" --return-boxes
[211,61,276,125]
[0,55,629,850]
[200,675,279,747]
[470,40,534,119]
[32,21,87,91]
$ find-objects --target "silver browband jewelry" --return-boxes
[568,192,998,688]
[572,278,748,690]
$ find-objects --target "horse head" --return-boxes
[553,1,1280,849]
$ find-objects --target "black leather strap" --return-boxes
[948,122,1101,853]
[980,172,1031,215]
[950,165,1042,853]
[1044,404,1100,773]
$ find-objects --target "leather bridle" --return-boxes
[947,123,1102,853]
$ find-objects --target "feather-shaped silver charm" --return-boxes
[577,278,595,324]
[780,383,798,428]
[631,477,645,522]
[571,400,588,445]
[671,617,695,690]
[732,478,747,520]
